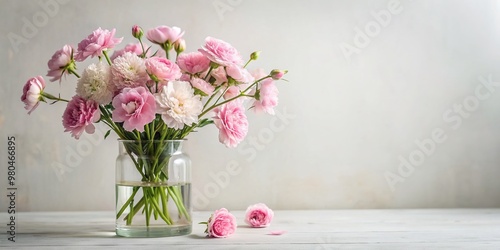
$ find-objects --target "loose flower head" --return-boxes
[112,87,156,132]
[76,62,114,104]
[205,208,237,238]
[155,81,203,130]
[47,45,75,82]
[75,27,123,62]
[199,37,243,66]
[62,95,100,139]
[21,76,46,114]
[245,203,274,228]
[213,100,249,148]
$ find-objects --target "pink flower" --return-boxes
[213,100,248,148]
[199,37,243,66]
[226,64,254,83]
[111,43,144,61]
[62,95,100,139]
[254,79,278,115]
[145,57,181,82]
[245,203,274,228]
[21,76,46,114]
[190,77,214,96]
[46,45,74,82]
[75,27,123,62]
[210,67,228,86]
[112,87,156,132]
[111,52,149,90]
[177,52,210,75]
[146,26,184,45]
[223,86,240,100]
[206,208,237,238]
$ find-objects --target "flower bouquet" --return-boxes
[21,25,287,237]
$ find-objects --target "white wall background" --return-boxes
[1,0,500,211]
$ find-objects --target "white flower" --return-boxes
[76,62,113,104]
[155,81,203,129]
[111,52,149,90]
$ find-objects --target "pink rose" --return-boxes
[46,45,74,82]
[177,52,210,75]
[145,57,181,82]
[199,37,243,67]
[112,87,156,132]
[213,100,248,148]
[226,64,254,84]
[111,43,144,61]
[190,77,214,96]
[75,27,123,62]
[223,86,240,100]
[253,79,278,115]
[62,95,100,139]
[21,76,46,114]
[206,208,237,238]
[245,203,274,228]
[146,25,184,45]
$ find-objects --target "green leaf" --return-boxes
[197,118,214,128]
[104,130,111,139]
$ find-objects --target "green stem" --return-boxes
[41,92,69,103]
[102,50,112,66]
[116,186,139,219]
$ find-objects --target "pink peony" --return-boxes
[111,43,144,61]
[21,76,46,114]
[199,37,243,67]
[62,95,100,139]
[146,25,184,45]
[75,27,123,62]
[244,203,274,228]
[112,87,156,132]
[206,208,237,238]
[254,79,278,115]
[213,100,248,148]
[46,45,74,82]
[190,77,214,96]
[226,64,254,84]
[145,57,181,82]
[177,52,211,75]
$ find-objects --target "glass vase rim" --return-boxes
[117,139,187,143]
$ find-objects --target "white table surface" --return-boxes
[1,209,500,249]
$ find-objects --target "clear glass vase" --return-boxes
[115,140,192,237]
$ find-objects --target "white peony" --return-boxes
[76,62,113,104]
[111,52,149,90]
[155,81,203,129]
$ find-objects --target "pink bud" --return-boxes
[270,69,287,80]
[132,25,143,39]
[174,39,186,53]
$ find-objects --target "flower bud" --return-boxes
[250,51,261,60]
[132,25,143,39]
[174,39,186,53]
[270,69,287,80]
